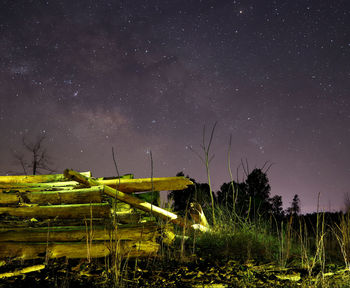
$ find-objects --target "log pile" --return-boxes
[0,170,204,261]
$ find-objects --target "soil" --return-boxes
[1,258,350,287]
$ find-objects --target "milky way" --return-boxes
[0,1,349,212]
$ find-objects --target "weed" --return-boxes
[332,212,350,270]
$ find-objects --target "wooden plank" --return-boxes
[0,186,104,205]
[0,241,159,260]
[0,222,165,242]
[0,264,46,279]
[0,218,111,229]
[99,177,194,192]
[0,203,111,219]
[0,176,193,194]
[0,172,91,184]
[64,169,209,231]
[0,181,80,189]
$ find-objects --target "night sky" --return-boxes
[1,1,349,213]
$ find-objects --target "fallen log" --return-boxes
[0,181,81,190]
[0,205,147,224]
[0,218,111,229]
[0,176,193,194]
[0,241,159,260]
[0,203,111,219]
[189,202,209,228]
[0,264,46,279]
[0,222,168,242]
[0,172,91,184]
[64,169,209,232]
[0,186,104,205]
[99,177,194,193]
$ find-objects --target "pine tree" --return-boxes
[286,194,301,215]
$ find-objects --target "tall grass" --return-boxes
[191,205,283,264]
[72,144,350,287]
[189,123,217,226]
[332,212,350,270]
[190,201,349,271]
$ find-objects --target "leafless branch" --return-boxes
[13,135,55,175]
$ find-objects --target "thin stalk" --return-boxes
[189,122,217,225]
[227,134,237,216]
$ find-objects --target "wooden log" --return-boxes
[0,186,105,205]
[0,181,81,190]
[0,264,46,279]
[0,218,111,229]
[99,177,194,193]
[0,222,165,242]
[0,186,104,205]
[0,241,159,260]
[0,172,91,184]
[0,203,111,219]
[189,202,209,227]
[64,169,209,231]
[0,176,193,194]
[99,174,134,180]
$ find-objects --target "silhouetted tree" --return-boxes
[286,194,301,216]
[13,135,54,175]
[168,172,214,216]
[218,168,277,220]
[217,181,249,217]
[168,172,194,214]
[270,195,284,218]
[245,168,272,219]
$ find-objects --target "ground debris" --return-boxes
[0,264,45,279]
[0,258,349,287]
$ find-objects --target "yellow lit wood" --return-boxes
[0,241,159,260]
[0,172,91,184]
[0,186,104,205]
[0,264,45,279]
[0,222,169,242]
[0,203,111,219]
[64,169,209,231]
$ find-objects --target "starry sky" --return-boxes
[0,1,349,213]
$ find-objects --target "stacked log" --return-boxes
[0,171,195,260]
[0,222,172,260]
[64,169,209,231]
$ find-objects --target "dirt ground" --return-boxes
[1,257,350,288]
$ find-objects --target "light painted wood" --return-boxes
[0,175,193,194]
[64,169,209,231]
[0,222,167,242]
[0,186,104,205]
[0,203,111,219]
[100,176,193,192]
[0,264,45,279]
[0,172,91,184]
[0,241,159,260]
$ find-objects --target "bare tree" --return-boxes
[13,135,55,175]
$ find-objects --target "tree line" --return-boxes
[168,168,301,221]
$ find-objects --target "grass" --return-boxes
[192,206,288,264]
[92,175,350,288]
[332,212,350,270]
[2,202,350,287]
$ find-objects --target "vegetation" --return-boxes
[2,140,350,287]
[166,169,350,287]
